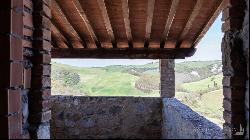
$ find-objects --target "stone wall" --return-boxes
[243,0,249,138]
[50,96,162,139]
[162,98,223,139]
[221,0,248,138]
[160,59,175,98]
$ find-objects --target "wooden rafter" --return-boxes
[162,0,180,46]
[96,0,116,47]
[51,24,69,49]
[121,0,132,45]
[145,0,155,45]
[178,0,204,48]
[51,0,84,48]
[52,48,196,59]
[72,0,100,47]
[193,0,226,47]
[56,0,97,48]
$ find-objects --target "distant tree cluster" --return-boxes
[52,69,80,86]
[135,74,160,93]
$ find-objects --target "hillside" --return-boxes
[51,60,223,126]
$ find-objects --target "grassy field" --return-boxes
[51,62,160,97]
[51,60,224,126]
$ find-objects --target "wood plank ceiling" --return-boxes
[51,0,226,59]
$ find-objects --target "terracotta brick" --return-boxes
[222,6,245,21]
[0,35,23,61]
[23,27,33,37]
[34,39,52,51]
[22,39,32,48]
[29,89,51,101]
[33,13,51,29]
[223,76,246,87]
[32,64,51,76]
[29,110,51,123]
[29,99,51,113]
[43,0,52,7]
[34,28,51,41]
[32,53,51,64]
[23,11,33,28]
[0,89,21,116]
[223,110,245,124]
[11,9,23,36]
[223,98,245,113]
[10,62,24,88]
[222,19,244,32]
[34,0,51,18]
[224,0,246,8]
[223,87,245,101]
[0,62,23,88]
[23,0,33,11]
[31,76,51,89]
[24,68,32,89]
[0,114,22,139]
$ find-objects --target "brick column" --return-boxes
[221,0,248,138]
[0,0,23,139]
[28,0,52,139]
[160,59,175,98]
[242,0,249,138]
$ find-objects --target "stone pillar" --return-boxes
[242,0,249,139]
[221,0,248,138]
[28,0,52,139]
[0,0,23,139]
[160,59,175,98]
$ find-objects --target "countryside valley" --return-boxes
[51,60,223,127]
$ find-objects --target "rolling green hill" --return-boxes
[51,60,223,126]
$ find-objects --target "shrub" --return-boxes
[135,74,160,93]
[52,69,80,86]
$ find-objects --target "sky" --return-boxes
[53,14,223,67]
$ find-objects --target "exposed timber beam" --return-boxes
[178,0,204,48]
[121,0,133,46]
[51,23,69,48]
[56,0,97,48]
[96,0,116,47]
[193,0,226,47]
[162,0,180,48]
[52,48,196,59]
[51,0,85,48]
[72,0,101,47]
[145,0,155,46]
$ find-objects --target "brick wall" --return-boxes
[27,0,52,139]
[242,0,249,138]
[0,0,52,139]
[160,59,175,98]
[0,0,24,139]
[221,0,248,138]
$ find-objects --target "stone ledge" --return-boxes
[162,98,224,139]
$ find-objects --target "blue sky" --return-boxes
[53,14,223,67]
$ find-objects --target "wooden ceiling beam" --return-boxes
[121,0,133,47]
[51,0,85,48]
[72,0,101,47]
[178,0,204,48]
[96,0,116,47]
[193,0,226,47]
[145,0,155,47]
[52,48,196,59]
[56,0,97,48]
[51,24,69,49]
[162,0,180,47]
